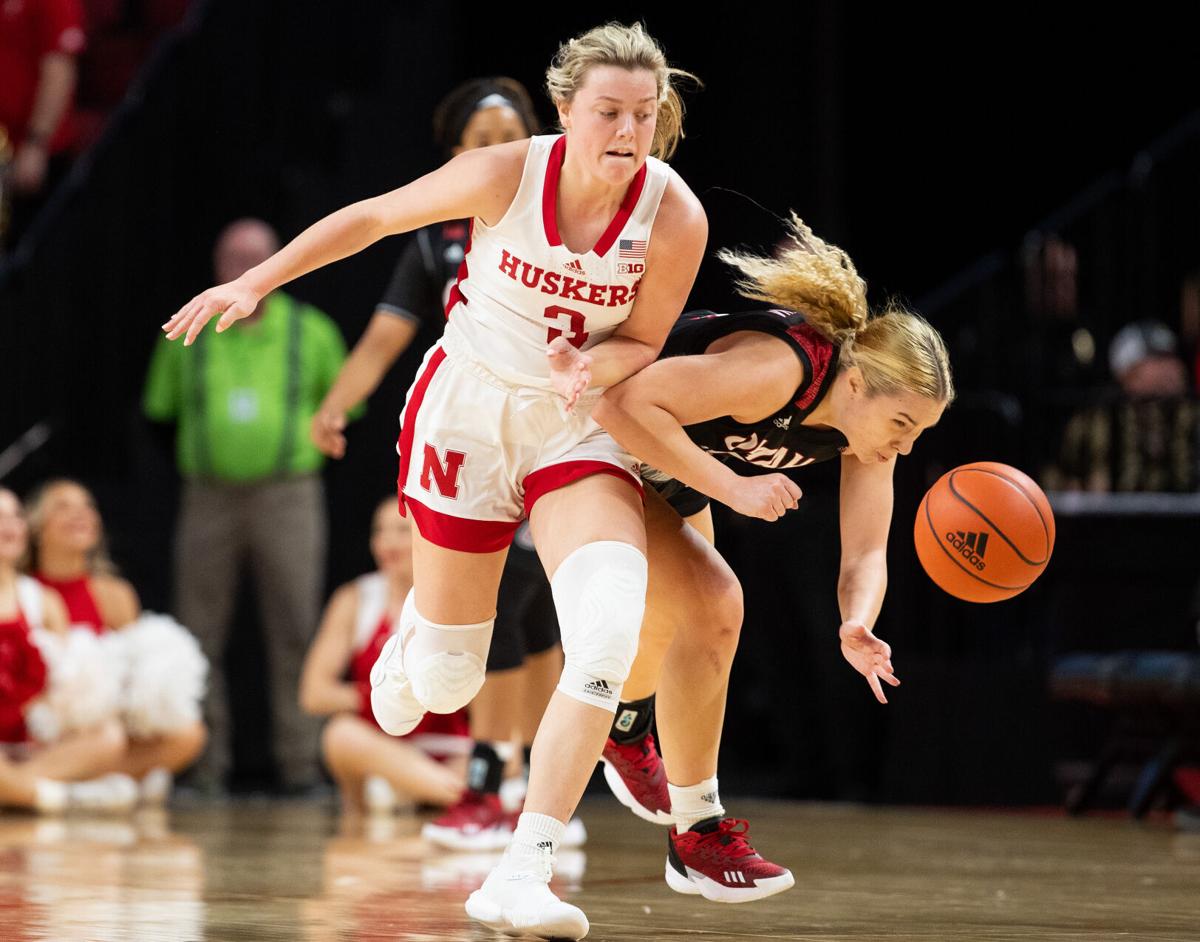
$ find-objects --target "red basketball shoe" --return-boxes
[665,818,795,903]
[422,790,511,851]
[601,733,673,825]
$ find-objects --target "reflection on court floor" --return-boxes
[0,799,1198,940]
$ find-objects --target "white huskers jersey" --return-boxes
[443,133,671,387]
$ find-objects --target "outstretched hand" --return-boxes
[163,280,261,346]
[547,337,592,414]
[839,620,900,704]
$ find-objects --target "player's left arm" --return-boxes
[837,453,901,704]
[549,172,707,404]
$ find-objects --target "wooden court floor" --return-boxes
[1,798,1198,941]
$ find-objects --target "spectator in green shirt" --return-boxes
[143,217,358,794]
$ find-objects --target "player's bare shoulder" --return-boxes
[649,168,708,255]
[453,138,533,227]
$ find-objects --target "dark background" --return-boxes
[2,1,1197,801]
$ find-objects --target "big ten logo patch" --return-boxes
[617,262,645,275]
[420,444,467,499]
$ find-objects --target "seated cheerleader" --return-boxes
[299,498,468,815]
[0,486,140,813]
[25,479,208,804]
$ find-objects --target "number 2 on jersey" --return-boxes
[544,305,589,349]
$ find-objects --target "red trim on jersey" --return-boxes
[542,136,567,247]
[396,347,448,518]
[786,322,836,412]
[523,460,645,517]
[593,163,647,258]
[405,496,519,553]
[444,218,474,320]
[542,135,649,257]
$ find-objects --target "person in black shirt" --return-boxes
[590,215,953,902]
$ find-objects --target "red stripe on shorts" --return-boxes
[444,219,474,320]
[522,460,645,518]
[396,346,448,518]
[406,496,519,553]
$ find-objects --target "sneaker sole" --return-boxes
[664,860,795,904]
[600,759,673,826]
[464,891,589,939]
[422,821,511,851]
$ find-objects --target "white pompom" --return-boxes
[116,613,208,738]
[26,627,123,743]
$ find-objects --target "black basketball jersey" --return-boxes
[642,308,849,505]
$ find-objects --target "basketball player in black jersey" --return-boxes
[584,215,955,903]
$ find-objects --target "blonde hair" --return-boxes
[718,214,955,403]
[545,22,700,161]
[21,478,117,576]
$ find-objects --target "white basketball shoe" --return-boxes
[465,840,589,940]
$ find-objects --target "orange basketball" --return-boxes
[913,461,1055,603]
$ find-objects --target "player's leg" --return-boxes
[371,529,508,737]
[467,472,647,940]
[638,495,794,903]
[599,494,714,824]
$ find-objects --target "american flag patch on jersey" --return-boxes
[619,239,647,258]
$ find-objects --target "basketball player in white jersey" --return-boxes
[165,23,706,940]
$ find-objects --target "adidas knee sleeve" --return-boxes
[551,541,648,711]
[401,591,494,714]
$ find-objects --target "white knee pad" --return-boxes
[401,592,494,715]
[551,541,648,711]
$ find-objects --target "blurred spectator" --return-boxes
[299,498,467,816]
[25,478,207,802]
[0,485,138,814]
[1047,320,1198,492]
[142,218,357,795]
[1179,270,1200,393]
[0,0,87,251]
[1022,233,1100,392]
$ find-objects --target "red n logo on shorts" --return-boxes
[420,444,467,499]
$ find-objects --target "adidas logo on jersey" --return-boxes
[945,530,989,571]
[563,258,585,274]
[774,416,792,430]
[583,679,615,701]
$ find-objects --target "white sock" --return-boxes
[511,811,565,855]
[669,776,725,833]
[34,779,67,812]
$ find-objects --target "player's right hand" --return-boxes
[163,280,261,346]
[724,473,802,521]
[310,409,347,459]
